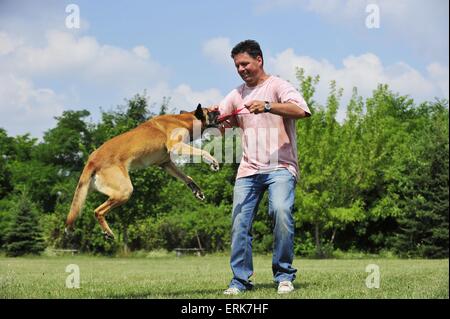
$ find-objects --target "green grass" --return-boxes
[0,254,448,298]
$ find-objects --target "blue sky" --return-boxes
[0,0,448,137]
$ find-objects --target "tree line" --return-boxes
[0,69,448,258]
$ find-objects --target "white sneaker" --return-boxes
[223,287,241,295]
[277,281,294,294]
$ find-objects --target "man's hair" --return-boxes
[231,40,263,62]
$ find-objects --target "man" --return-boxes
[214,40,311,295]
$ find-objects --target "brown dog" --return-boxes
[65,104,221,240]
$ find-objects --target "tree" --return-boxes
[296,77,353,257]
[0,128,13,199]
[38,109,92,172]
[391,100,449,258]
[2,76,446,257]
[4,191,45,256]
[158,96,171,115]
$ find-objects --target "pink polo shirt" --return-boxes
[219,75,310,180]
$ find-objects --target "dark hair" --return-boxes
[231,40,263,61]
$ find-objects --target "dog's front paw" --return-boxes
[64,227,73,236]
[210,161,219,172]
[103,231,115,241]
[194,190,205,201]
[188,181,205,201]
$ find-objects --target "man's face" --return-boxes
[233,52,263,87]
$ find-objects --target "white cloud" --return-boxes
[0,29,173,137]
[10,30,98,74]
[132,45,150,59]
[0,31,23,55]
[147,83,224,112]
[427,63,450,98]
[0,27,228,138]
[268,48,448,119]
[172,84,224,108]
[2,30,168,88]
[255,0,449,62]
[202,37,233,66]
[0,73,64,137]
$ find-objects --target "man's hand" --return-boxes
[206,104,229,133]
[244,100,265,114]
[207,105,220,112]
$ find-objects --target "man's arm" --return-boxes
[244,100,311,119]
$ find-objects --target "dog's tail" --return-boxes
[66,161,96,229]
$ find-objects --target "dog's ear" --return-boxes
[194,103,205,120]
[180,110,188,114]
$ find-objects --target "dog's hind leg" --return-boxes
[92,166,133,239]
[161,161,205,200]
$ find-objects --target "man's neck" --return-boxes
[246,72,269,87]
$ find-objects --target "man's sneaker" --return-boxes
[223,287,241,295]
[277,281,294,294]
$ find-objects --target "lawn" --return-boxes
[0,254,448,299]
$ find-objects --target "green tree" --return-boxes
[296,77,352,257]
[0,128,13,199]
[2,75,446,257]
[391,100,449,257]
[4,191,45,256]
[2,133,60,213]
[38,109,92,172]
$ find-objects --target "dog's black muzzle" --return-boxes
[206,110,221,128]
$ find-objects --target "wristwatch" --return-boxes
[264,101,272,113]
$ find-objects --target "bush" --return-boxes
[4,191,45,257]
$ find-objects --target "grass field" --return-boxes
[0,254,448,299]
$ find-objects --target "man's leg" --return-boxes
[267,169,297,283]
[228,175,264,291]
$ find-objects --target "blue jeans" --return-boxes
[228,169,297,291]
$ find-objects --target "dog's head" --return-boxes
[180,104,220,129]
[184,104,220,129]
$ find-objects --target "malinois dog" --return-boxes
[65,104,221,240]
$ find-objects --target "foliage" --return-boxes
[4,190,45,256]
[0,76,448,258]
